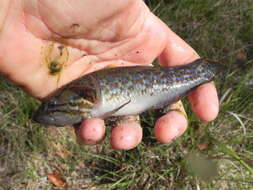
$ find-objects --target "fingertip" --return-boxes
[189,82,219,121]
[78,118,105,145]
[110,122,142,150]
[154,111,188,144]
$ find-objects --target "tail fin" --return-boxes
[203,58,227,76]
[192,58,227,80]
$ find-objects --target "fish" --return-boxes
[34,58,225,126]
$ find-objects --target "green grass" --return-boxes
[1,0,253,189]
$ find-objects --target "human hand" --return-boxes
[0,0,219,150]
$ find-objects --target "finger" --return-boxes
[110,115,142,150]
[77,118,106,145]
[154,101,188,143]
[158,27,219,121]
[188,82,219,121]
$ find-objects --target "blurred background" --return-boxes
[0,0,253,189]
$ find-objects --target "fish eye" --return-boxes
[48,98,58,106]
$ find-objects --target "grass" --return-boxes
[1,0,253,189]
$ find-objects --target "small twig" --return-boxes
[220,88,232,105]
[226,111,247,135]
[227,112,253,122]
[0,108,17,125]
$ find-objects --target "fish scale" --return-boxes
[34,58,225,126]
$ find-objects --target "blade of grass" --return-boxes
[209,136,253,175]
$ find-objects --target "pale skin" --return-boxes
[0,0,219,150]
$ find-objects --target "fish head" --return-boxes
[34,89,93,126]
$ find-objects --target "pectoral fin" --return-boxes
[103,99,131,118]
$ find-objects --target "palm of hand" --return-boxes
[0,0,171,98]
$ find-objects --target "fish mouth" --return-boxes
[33,111,58,126]
[33,105,82,127]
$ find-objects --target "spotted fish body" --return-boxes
[34,59,225,126]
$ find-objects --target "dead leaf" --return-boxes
[235,50,247,61]
[197,143,208,150]
[48,170,66,188]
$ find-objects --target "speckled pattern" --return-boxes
[34,58,225,126]
[81,58,224,118]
